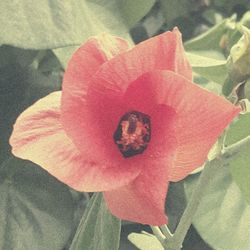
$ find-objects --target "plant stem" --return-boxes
[164,159,220,250]
[150,226,166,245]
[160,225,173,240]
[222,134,250,158]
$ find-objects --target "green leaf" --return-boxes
[230,145,250,204]
[224,113,250,204]
[222,76,235,96]
[202,9,224,25]
[186,52,226,67]
[185,17,235,51]
[160,0,190,24]
[25,67,62,104]
[0,45,37,68]
[69,193,121,250]
[128,228,212,250]
[128,232,164,250]
[53,46,78,69]
[214,0,250,10]
[37,50,63,73]
[165,182,186,231]
[0,64,29,163]
[184,162,250,250]
[186,51,228,85]
[225,113,250,146]
[193,74,222,94]
[119,0,156,28]
[0,158,75,250]
[193,64,228,85]
[0,1,129,49]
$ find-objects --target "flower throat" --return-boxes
[113,111,151,158]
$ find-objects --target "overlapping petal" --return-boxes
[138,70,240,181]
[104,159,171,226]
[61,34,130,153]
[10,92,141,192]
[90,28,191,94]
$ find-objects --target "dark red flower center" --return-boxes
[113,111,151,158]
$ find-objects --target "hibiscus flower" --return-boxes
[10,28,240,225]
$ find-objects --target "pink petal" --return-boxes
[61,34,130,152]
[139,70,240,181]
[104,157,173,226]
[173,27,192,80]
[90,28,191,95]
[10,92,141,192]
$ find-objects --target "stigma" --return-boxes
[113,111,151,158]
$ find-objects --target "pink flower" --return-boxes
[10,28,240,225]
